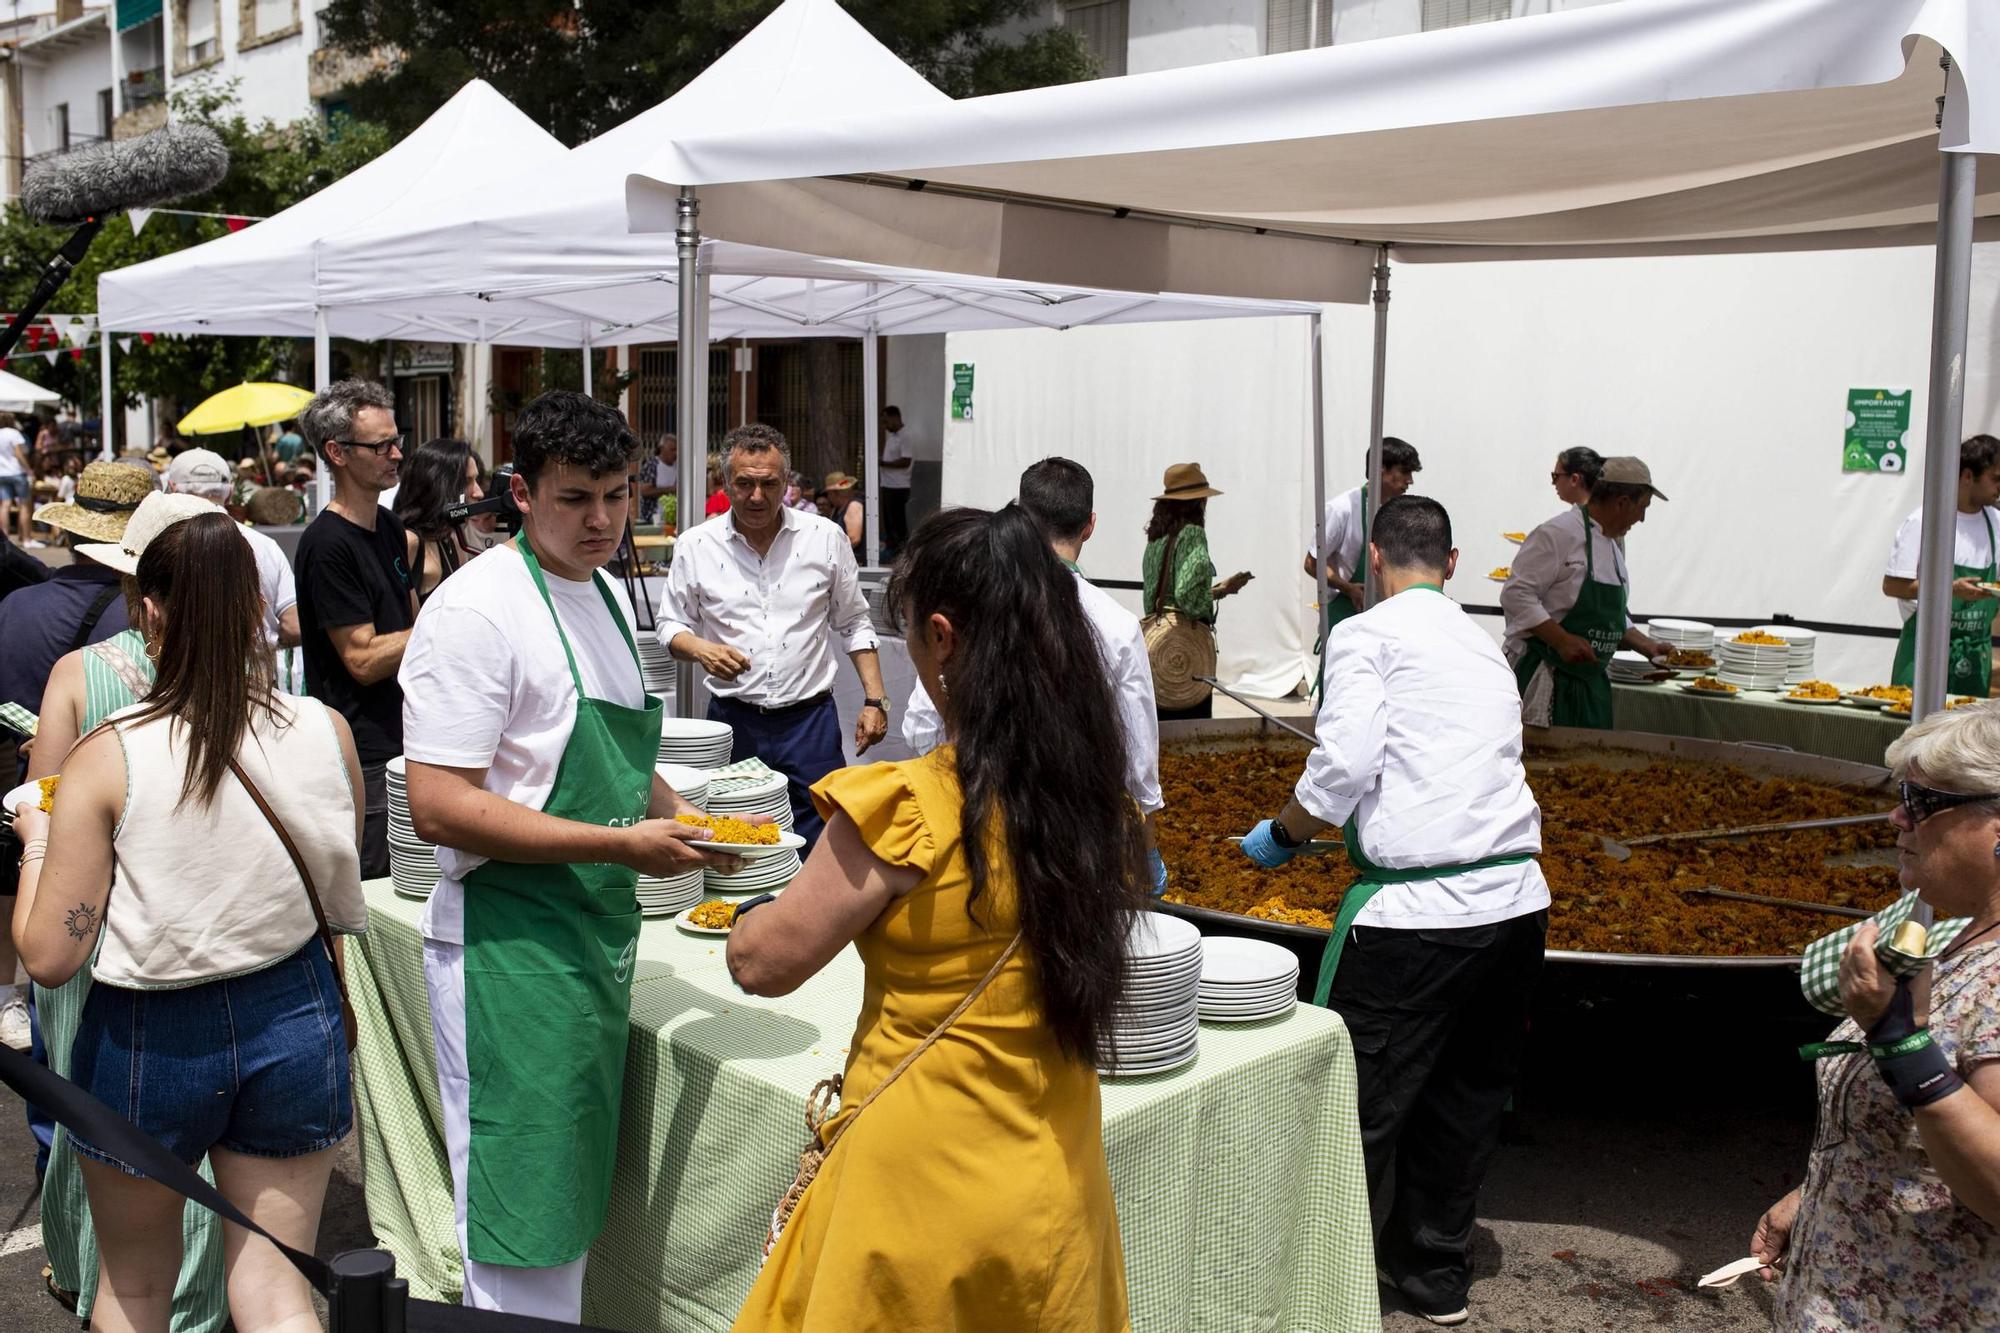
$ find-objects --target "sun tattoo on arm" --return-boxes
[64,903,100,941]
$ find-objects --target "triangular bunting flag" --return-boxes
[118,337,132,353]
[129,208,154,237]
[42,351,56,365]
[139,331,155,345]
[68,347,84,362]
[224,216,250,234]
[61,320,88,348]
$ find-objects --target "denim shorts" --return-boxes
[0,474,25,501]
[68,939,352,1175]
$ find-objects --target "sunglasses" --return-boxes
[1898,779,2000,826]
[333,433,404,456]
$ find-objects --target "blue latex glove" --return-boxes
[1147,848,1169,896]
[1240,819,1297,869]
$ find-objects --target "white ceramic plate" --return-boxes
[1781,694,1842,707]
[675,905,737,935]
[1199,936,1299,985]
[1101,1045,1201,1078]
[1201,1003,1297,1025]
[689,830,806,858]
[3,777,47,821]
[1677,683,1740,700]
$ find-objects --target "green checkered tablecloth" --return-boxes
[1611,683,1907,767]
[350,881,1376,1331]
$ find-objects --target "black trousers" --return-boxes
[1323,909,1546,1312]
[881,488,910,551]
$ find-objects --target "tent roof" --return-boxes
[97,80,568,338]
[625,0,1997,275]
[0,368,63,411]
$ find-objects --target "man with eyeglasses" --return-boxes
[659,423,887,849]
[296,379,418,878]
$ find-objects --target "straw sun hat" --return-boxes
[75,492,215,575]
[32,460,156,543]
[1153,462,1222,501]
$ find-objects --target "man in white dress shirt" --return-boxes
[659,423,888,847]
[1501,456,1672,730]
[902,457,1168,888]
[1240,494,1548,1328]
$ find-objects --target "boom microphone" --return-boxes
[21,123,230,225]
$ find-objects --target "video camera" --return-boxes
[444,462,523,535]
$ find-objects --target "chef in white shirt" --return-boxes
[1302,436,1422,628]
[879,405,913,552]
[1881,432,2000,695]
[659,423,888,848]
[903,457,1167,888]
[1240,494,1548,1328]
[1501,455,1672,730]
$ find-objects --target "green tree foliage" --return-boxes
[319,0,1096,146]
[0,80,390,428]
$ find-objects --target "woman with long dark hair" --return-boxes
[1141,463,1251,721]
[394,437,492,601]
[727,504,1144,1332]
[11,510,366,1333]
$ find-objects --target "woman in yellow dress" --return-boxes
[727,503,1149,1333]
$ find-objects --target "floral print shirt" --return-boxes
[1778,939,2000,1331]
[1142,525,1216,626]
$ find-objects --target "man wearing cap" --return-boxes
[165,448,301,664]
[1502,456,1673,729]
[0,460,154,1052]
[660,424,886,849]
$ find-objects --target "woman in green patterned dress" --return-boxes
[25,492,226,1332]
[1141,463,1252,721]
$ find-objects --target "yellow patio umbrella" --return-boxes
[177,381,315,435]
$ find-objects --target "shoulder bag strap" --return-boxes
[226,754,356,1050]
[67,584,122,654]
[1151,529,1183,616]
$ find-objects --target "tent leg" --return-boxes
[1361,246,1390,609]
[1309,312,1329,684]
[863,309,881,567]
[98,330,113,461]
[674,187,709,719]
[1912,133,1979,727]
[313,307,331,514]
[581,324,594,397]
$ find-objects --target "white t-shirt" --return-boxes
[1312,485,1367,579]
[400,542,645,945]
[241,522,298,653]
[1884,505,2000,621]
[880,427,913,490]
[0,427,24,477]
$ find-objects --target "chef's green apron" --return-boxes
[1313,486,1368,698]
[1890,510,1997,696]
[461,533,663,1268]
[1512,510,1626,729]
[1311,814,1535,1007]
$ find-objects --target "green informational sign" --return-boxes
[1843,387,1913,473]
[951,363,975,421]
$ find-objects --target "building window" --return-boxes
[1422,0,1512,31]
[242,0,300,46]
[1061,0,1128,78]
[97,88,114,136]
[179,0,219,65]
[54,105,70,152]
[1267,0,1333,54]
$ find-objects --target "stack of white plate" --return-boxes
[1647,618,1717,656]
[656,763,710,810]
[704,848,803,895]
[656,716,734,769]
[1102,913,1202,1078]
[1754,624,1818,684]
[707,768,794,832]
[1716,633,1793,691]
[1609,649,1660,684]
[637,636,676,694]
[638,868,705,917]
[386,756,440,901]
[1197,937,1299,1024]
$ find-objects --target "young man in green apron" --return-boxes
[1304,439,1422,699]
[1243,495,1548,1328]
[1883,433,2000,696]
[1502,456,1673,729]
[401,392,740,1322]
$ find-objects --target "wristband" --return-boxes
[731,892,779,925]
[1865,981,1966,1108]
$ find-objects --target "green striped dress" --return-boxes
[36,629,228,1332]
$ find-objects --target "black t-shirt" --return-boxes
[297,506,414,765]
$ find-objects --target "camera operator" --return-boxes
[394,437,504,604]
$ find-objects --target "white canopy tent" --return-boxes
[627,0,1995,734]
[0,368,63,414]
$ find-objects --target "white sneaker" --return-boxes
[0,995,30,1052]
[24,540,47,549]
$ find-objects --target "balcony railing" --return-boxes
[125,65,165,108]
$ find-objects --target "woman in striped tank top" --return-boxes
[24,493,228,1331]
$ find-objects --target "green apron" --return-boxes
[461,533,663,1268]
[1313,486,1368,698]
[1890,510,1997,696]
[1512,510,1626,729]
[1311,814,1535,1007]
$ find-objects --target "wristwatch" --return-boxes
[1269,818,1302,849]
[863,697,891,715]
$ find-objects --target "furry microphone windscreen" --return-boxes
[21,123,230,225]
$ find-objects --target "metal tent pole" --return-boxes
[674,187,709,719]
[98,329,113,460]
[1912,71,1979,728]
[1309,312,1329,673]
[1361,246,1390,609]
[862,307,881,566]
[313,307,331,513]
[581,324,593,397]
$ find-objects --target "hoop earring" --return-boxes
[143,639,161,662]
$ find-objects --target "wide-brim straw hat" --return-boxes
[1154,462,1222,501]
[74,492,215,574]
[823,471,859,491]
[32,460,155,543]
